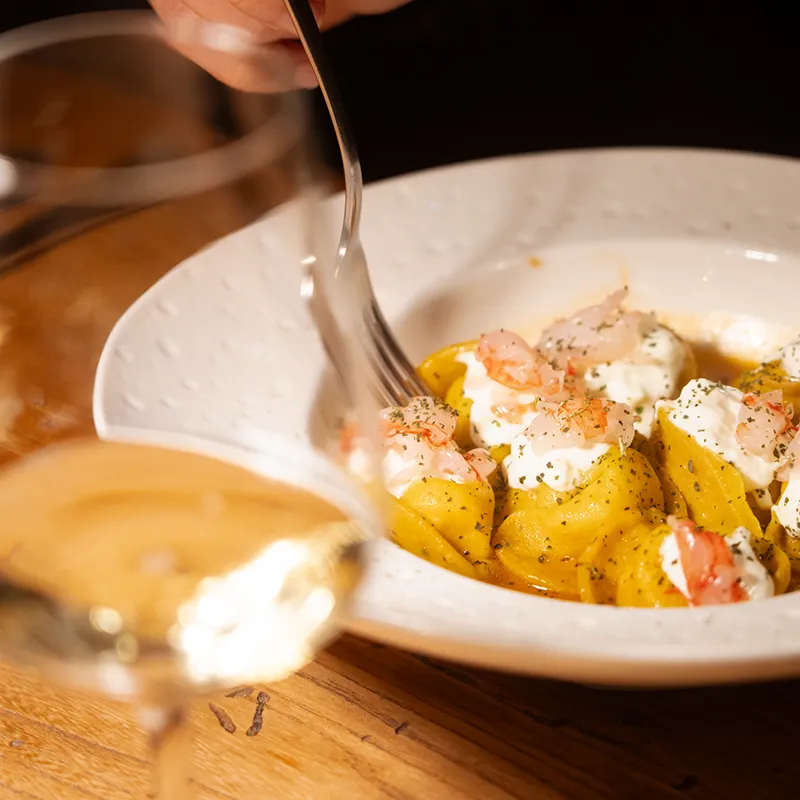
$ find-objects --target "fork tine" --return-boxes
[364,302,428,395]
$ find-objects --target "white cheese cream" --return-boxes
[658,379,778,492]
[457,351,539,448]
[776,335,800,379]
[382,446,425,498]
[503,436,610,493]
[659,526,773,602]
[774,480,800,537]
[584,324,686,438]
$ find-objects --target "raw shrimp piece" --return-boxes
[380,397,496,495]
[476,329,581,399]
[667,516,746,606]
[387,441,485,489]
[521,396,635,455]
[488,402,538,425]
[463,448,497,482]
[536,288,655,371]
[736,390,797,463]
[380,396,458,446]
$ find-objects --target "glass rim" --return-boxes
[0,10,306,205]
[95,423,383,533]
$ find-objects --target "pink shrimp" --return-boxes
[463,448,497,482]
[536,288,655,371]
[386,441,487,488]
[476,329,582,399]
[521,396,635,455]
[489,401,539,424]
[736,390,797,462]
[380,396,457,446]
[380,397,496,492]
[667,516,746,606]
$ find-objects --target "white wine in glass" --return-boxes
[0,432,377,797]
[0,11,382,799]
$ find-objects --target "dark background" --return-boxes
[3,1,798,183]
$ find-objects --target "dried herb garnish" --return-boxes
[209,703,236,734]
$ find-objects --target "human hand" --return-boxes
[150,0,411,90]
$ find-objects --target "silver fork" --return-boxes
[284,0,428,408]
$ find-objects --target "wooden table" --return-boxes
[1,637,799,800]
[1,50,798,800]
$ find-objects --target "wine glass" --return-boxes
[0,11,381,799]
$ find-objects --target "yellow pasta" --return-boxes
[417,340,476,400]
[652,408,762,535]
[749,532,792,594]
[492,448,665,600]
[399,478,495,563]
[444,375,475,450]
[388,494,479,579]
[384,291,800,607]
[578,520,790,606]
[578,522,686,607]
[649,409,792,591]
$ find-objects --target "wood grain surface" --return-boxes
[0,38,797,800]
[1,636,799,800]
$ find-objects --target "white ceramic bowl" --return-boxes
[94,148,800,687]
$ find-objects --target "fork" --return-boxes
[283,0,429,408]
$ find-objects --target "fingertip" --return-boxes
[276,0,325,36]
[294,63,319,89]
[310,0,327,22]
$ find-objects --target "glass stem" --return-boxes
[141,702,193,800]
